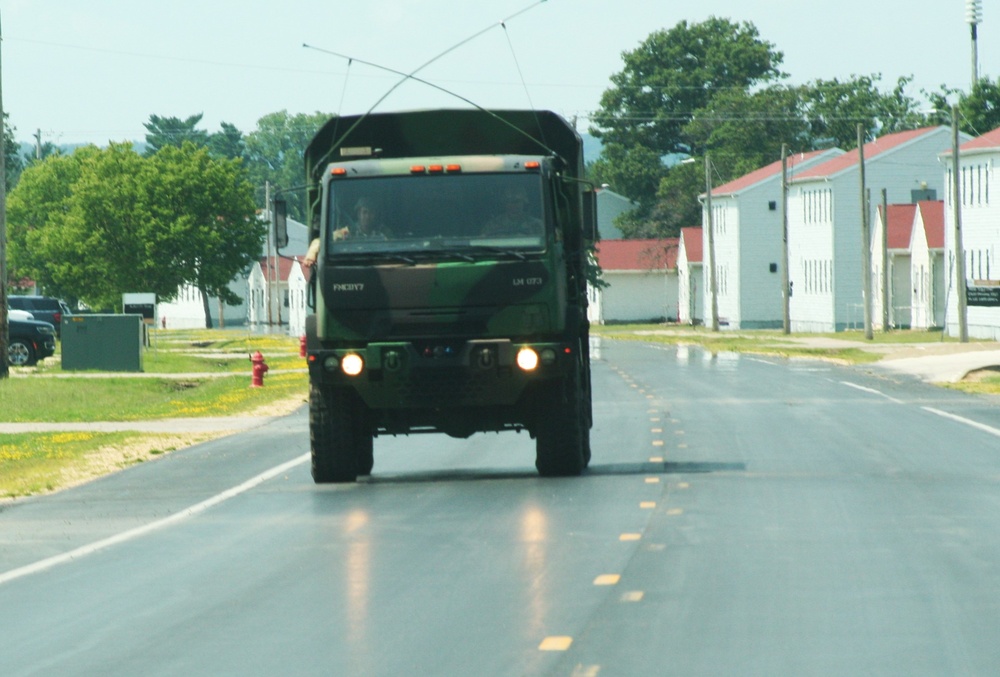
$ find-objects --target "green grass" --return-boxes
[0,371,307,422]
[0,329,308,498]
[592,324,950,365]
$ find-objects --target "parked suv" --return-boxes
[7,317,57,366]
[8,296,71,337]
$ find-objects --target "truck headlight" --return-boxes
[516,347,539,371]
[341,353,364,376]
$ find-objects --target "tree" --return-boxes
[144,143,263,327]
[683,85,810,179]
[243,110,332,223]
[208,121,246,160]
[6,150,82,296]
[803,75,930,149]
[8,144,149,307]
[7,143,263,322]
[591,17,785,158]
[929,78,1000,137]
[143,113,210,155]
[588,142,668,212]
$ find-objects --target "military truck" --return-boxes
[299,109,595,482]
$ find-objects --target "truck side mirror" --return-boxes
[273,198,289,250]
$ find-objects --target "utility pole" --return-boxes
[0,9,9,378]
[265,181,273,326]
[858,124,873,340]
[952,105,969,342]
[881,189,889,332]
[705,153,719,332]
[781,144,790,335]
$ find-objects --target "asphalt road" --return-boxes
[3,339,1000,676]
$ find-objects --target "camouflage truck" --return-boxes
[301,108,595,482]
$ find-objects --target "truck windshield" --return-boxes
[326,173,546,256]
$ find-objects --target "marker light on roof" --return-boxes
[410,165,426,174]
[524,161,541,170]
[331,167,347,177]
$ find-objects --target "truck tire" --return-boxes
[310,383,366,483]
[358,435,374,476]
[7,339,35,367]
[535,356,588,477]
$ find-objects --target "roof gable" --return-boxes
[680,227,703,262]
[878,204,916,250]
[259,256,302,283]
[917,200,944,248]
[712,149,841,196]
[793,127,944,182]
[596,238,678,271]
[959,125,1000,152]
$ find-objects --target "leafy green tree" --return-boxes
[144,143,264,327]
[6,150,86,298]
[8,144,148,306]
[591,17,785,158]
[929,78,1000,136]
[208,121,246,160]
[588,142,668,212]
[803,75,930,149]
[243,110,332,223]
[684,85,810,179]
[143,113,209,155]
[8,143,263,322]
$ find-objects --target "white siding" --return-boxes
[790,127,954,332]
[944,153,1000,339]
[599,272,674,322]
[677,238,702,326]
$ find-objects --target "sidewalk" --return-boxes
[0,415,283,435]
[780,336,1000,383]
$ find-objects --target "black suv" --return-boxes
[8,296,71,337]
[7,317,57,366]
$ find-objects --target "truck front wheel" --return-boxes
[310,383,369,483]
[535,358,588,477]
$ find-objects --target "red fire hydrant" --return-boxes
[250,351,269,387]
[299,335,307,358]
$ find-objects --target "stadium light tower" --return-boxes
[968,0,984,87]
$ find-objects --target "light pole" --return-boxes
[968,0,983,87]
[683,156,719,331]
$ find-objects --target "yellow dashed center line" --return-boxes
[619,533,642,541]
[539,636,573,651]
[593,574,621,586]
[621,591,645,602]
[640,501,656,509]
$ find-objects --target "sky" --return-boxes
[0,0,993,147]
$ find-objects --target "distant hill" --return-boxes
[17,141,147,160]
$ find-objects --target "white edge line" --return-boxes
[0,453,310,586]
[922,407,1000,439]
[839,381,904,404]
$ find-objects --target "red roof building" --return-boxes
[589,239,679,324]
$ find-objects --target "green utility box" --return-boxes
[61,314,144,372]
